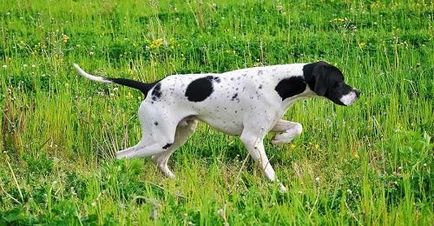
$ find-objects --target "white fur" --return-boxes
[340,91,357,106]
[271,120,303,145]
[73,64,112,83]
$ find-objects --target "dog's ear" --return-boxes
[304,61,343,96]
[311,62,330,96]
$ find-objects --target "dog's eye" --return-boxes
[335,82,344,87]
[333,82,342,88]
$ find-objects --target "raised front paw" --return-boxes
[271,124,302,145]
[271,132,296,145]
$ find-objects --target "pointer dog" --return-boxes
[74,61,359,190]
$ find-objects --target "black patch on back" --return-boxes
[151,83,162,101]
[162,143,172,149]
[275,77,306,100]
[185,76,214,102]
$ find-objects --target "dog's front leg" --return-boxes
[240,130,287,192]
[271,119,302,145]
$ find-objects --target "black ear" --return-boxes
[311,63,330,96]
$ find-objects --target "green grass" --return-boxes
[0,0,433,225]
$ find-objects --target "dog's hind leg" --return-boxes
[116,121,178,160]
[152,117,198,178]
[116,106,182,159]
[115,142,147,159]
[271,119,302,145]
[116,134,177,160]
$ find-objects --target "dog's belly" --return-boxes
[196,115,244,136]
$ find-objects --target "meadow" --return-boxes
[0,0,433,225]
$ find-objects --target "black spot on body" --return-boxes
[258,85,263,89]
[151,83,162,101]
[231,93,238,101]
[185,76,214,102]
[213,77,221,83]
[162,143,172,149]
[275,77,307,100]
[154,121,159,126]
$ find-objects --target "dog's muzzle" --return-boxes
[340,89,360,106]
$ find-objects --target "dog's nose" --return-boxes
[354,89,361,98]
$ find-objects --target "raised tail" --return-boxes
[73,64,157,97]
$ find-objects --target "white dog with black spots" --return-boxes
[74,61,359,192]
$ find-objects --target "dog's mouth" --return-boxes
[339,89,360,106]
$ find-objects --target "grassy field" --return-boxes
[0,0,433,225]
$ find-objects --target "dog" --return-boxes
[74,61,359,191]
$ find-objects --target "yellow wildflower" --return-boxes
[62,34,69,43]
[150,38,164,49]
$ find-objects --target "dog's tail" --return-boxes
[73,64,156,97]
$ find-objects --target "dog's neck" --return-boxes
[280,88,315,112]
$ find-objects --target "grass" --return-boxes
[0,0,433,225]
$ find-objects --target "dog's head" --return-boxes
[303,61,360,106]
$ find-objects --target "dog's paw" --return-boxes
[271,132,295,145]
[279,183,288,193]
[165,171,176,179]
[115,151,129,160]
